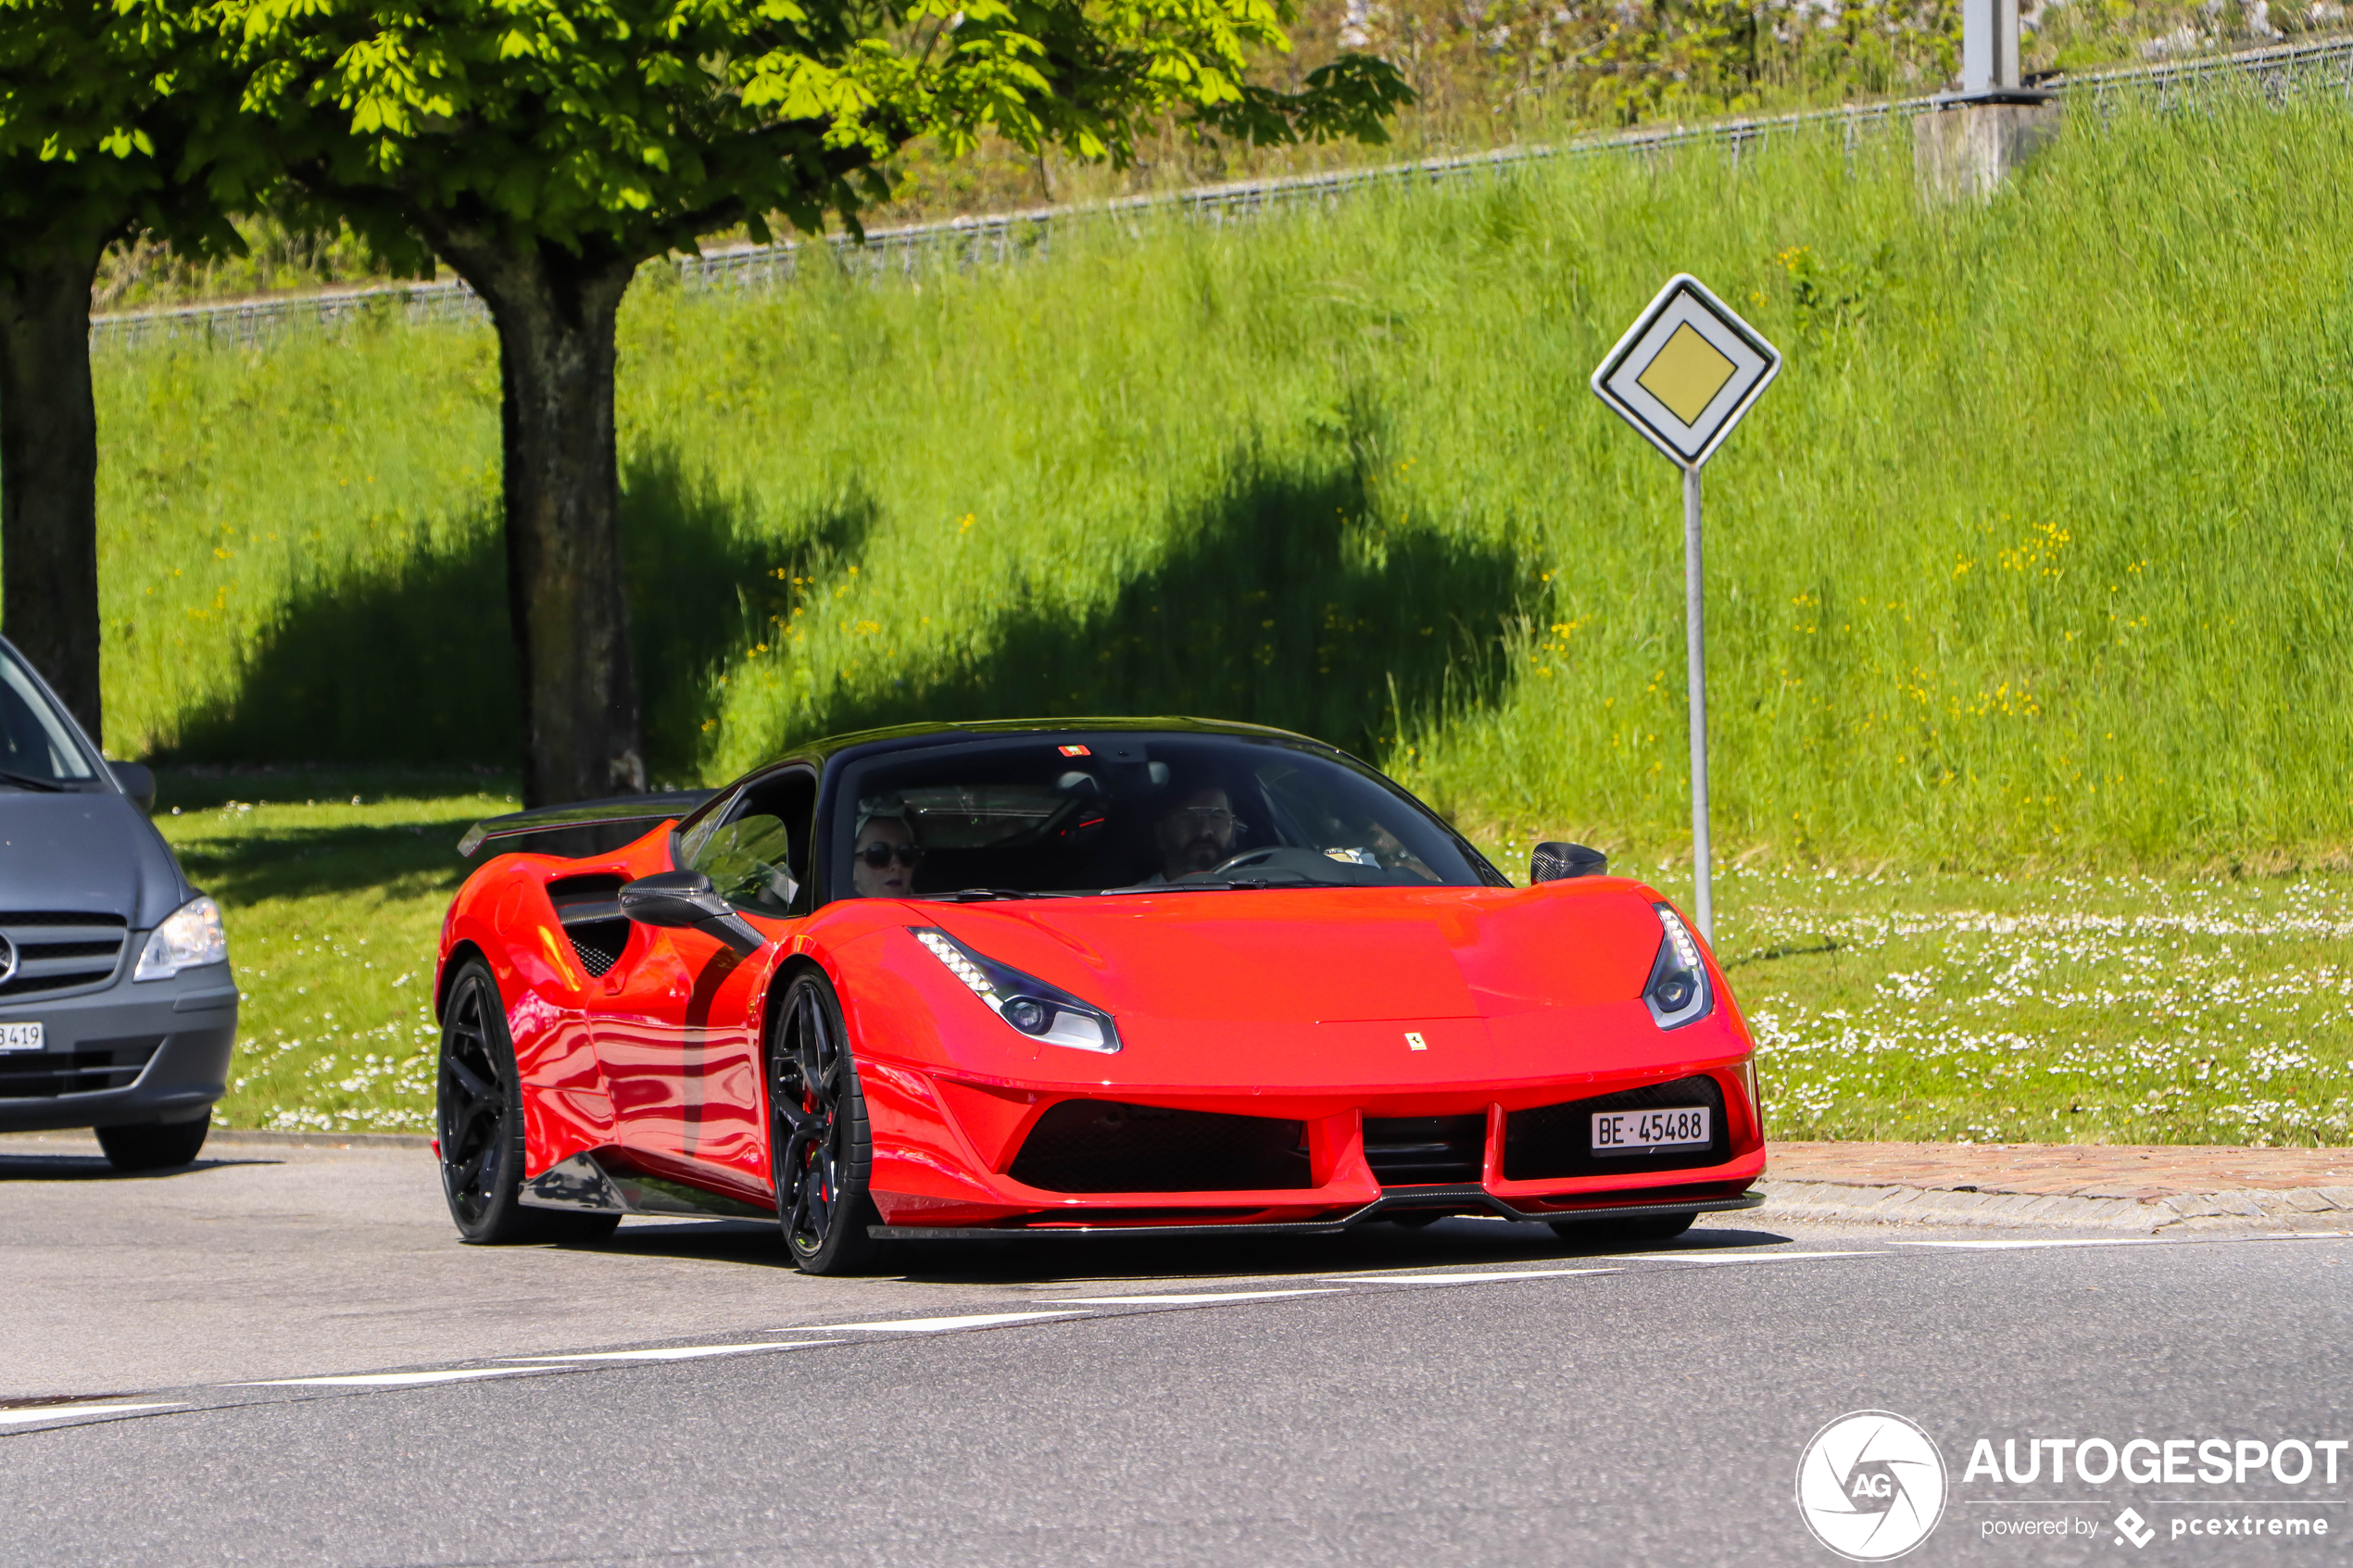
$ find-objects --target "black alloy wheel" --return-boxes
[436,959,618,1246]
[767,970,890,1275]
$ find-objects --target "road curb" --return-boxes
[208,1129,434,1150]
[1756,1177,2353,1233]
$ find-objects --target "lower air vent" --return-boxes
[1503,1074,1730,1181]
[0,912,129,999]
[546,875,630,979]
[1010,1101,1313,1193]
[1363,1114,1488,1185]
[0,1035,162,1098]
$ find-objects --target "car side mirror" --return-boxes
[617,869,766,958]
[110,760,156,815]
[1530,842,1608,884]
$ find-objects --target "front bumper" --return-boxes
[0,961,237,1133]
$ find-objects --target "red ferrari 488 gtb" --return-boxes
[434,720,1765,1273]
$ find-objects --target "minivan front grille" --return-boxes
[1363,1114,1488,1186]
[0,1035,162,1098]
[0,912,129,999]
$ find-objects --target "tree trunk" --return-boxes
[0,245,107,746]
[430,232,645,807]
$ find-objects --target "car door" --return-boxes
[594,769,817,1187]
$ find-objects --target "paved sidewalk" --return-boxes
[1761,1140,2353,1231]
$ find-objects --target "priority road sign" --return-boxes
[1591,274,1780,470]
[1589,275,1781,946]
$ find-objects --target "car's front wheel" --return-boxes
[436,959,619,1246]
[767,969,892,1276]
[95,1113,210,1172]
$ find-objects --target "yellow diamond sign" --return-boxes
[1592,275,1780,468]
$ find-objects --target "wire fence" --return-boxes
[86,31,2353,354]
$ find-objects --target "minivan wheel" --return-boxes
[96,1113,210,1173]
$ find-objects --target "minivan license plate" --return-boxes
[0,1022,43,1053]
[1592,1106,1709,1154]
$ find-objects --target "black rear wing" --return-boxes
[456,790,717,858]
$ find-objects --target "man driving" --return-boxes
[1151,785,1240,881]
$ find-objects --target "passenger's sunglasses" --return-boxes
[857,842,925,869]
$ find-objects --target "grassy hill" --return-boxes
[85,91,2353,870]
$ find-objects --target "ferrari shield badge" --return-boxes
[1404,1032,1428,1052]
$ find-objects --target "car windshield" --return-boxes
[0,645,97,786]
[826,732,1499,900]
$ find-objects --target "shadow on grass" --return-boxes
[799,444,1528,762]
[169,820,484,905]
[161,448,874,777]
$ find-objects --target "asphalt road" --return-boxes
[4,1134,2349,1567]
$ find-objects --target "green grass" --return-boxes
[77,92,2353,872]
[160,771,2353,1143]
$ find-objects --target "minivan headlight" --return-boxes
[909,927,1121,1054]
[1642,903,1713,1030]
[134,896,229,981]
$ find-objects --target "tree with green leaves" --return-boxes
[227,0,1411,805]
[0,0,264,741]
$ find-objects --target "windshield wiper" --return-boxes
[0,768,66,792]
[1097,877,1296,896]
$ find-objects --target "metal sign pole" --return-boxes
[1681,463,1713,943]
[1589,274,1778,949]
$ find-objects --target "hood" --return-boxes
[925,882,1667,1025]
[0,791,189,927]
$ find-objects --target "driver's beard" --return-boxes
[1183,836,1228,872]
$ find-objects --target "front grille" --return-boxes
[1009,1100,1313,1193]
[1503,1074,1730,1181]
[0,912,129,999]
[1363,1114,1488,1185]
[0,1035,162,1098]
[547,876,630,979]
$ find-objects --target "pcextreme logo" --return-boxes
[1796,1411,1950,1562]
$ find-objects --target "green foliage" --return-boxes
[0,0,266,265]
[92,94,2353,867]
[224,0,1414,263]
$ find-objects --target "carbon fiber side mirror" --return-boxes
[1530,842,1608,884]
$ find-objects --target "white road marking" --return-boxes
[0,1402,184,1425]
[819,1311,1087,1333]
[498,1342,840,1363]
[1617,1248,1882,1263]
[1332,1268,1619,1286]
[1046,1289,1342,1305]
[1889,1237,2168,1250]
[234,1368,566,1388]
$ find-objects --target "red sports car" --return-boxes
[434,720,1765,1273]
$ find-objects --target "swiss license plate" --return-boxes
[1592,1106,1710,1155]
[0,1022,43,1053]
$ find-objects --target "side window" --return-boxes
[686,770,816,917]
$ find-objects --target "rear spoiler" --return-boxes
[456,790,718,858]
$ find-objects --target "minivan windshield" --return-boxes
[0,645,97,787]
[826,732,1499,901]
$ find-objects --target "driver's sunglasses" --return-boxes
[858,842,925,868]
[1173,808,1237,831]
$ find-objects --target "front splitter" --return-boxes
[869,1186,1764,1241]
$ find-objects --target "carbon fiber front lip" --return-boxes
[869,1186,1764,1240]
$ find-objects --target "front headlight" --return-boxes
[1642,902,1713,1030]
[910,927,1122,1054]
[134,896,229,981]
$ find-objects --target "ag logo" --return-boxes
[1794,1411,1947,1561]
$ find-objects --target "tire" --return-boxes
[96,1112,210,1172]
[766,969,892,1276]
[1551,1211,1697,1248]
[436,959,620,1246]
